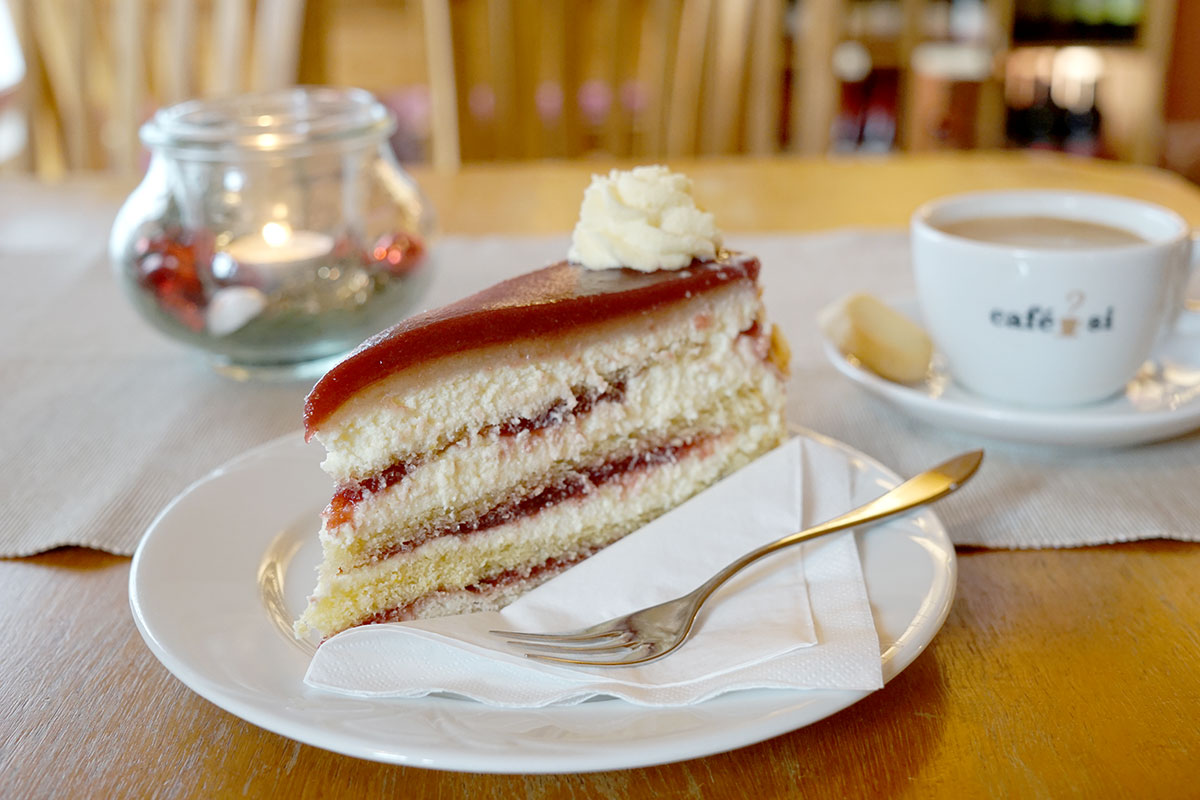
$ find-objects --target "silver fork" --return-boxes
[489,449,983,667]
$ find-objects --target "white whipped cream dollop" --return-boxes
[567,165,722,271]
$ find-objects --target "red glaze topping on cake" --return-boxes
[303,254,759,438]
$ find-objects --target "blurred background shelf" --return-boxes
[796,0,1177,164]
[2,0,1195,181]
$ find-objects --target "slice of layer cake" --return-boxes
[295,167,789,640]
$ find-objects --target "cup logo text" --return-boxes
[989,291,1113,338]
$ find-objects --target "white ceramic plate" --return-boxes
[822,298,1200,447]
[129,430,955,774]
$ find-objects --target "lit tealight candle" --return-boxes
[224,222,334,277]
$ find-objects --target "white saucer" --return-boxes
[821,298,1200,447]
[129,429,955,773]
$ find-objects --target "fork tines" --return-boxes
[488,628,653,665]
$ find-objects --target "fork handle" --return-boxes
[687,449,983,611]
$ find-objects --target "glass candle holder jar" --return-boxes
[110,87,434,379]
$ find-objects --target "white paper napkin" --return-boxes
[303,437,884,707]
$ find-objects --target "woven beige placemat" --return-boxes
[1,203,1196,556]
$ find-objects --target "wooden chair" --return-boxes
[7,0,307,177]
[420,0,790,171]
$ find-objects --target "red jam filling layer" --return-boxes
[352,549,599,629]
[348,437,703,569]
[304,255,760,437]
[323,379,628,527]
[498,379,626,437]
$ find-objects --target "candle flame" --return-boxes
[261,221,292,248]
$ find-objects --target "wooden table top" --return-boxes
[4,152,1199,798]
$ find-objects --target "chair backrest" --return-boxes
[8,0,307,176]
[421,0,788,171]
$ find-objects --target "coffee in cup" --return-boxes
[932,215,1147,249]
[911,190,1197,407]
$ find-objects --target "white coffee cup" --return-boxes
[911,190,1197,407]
